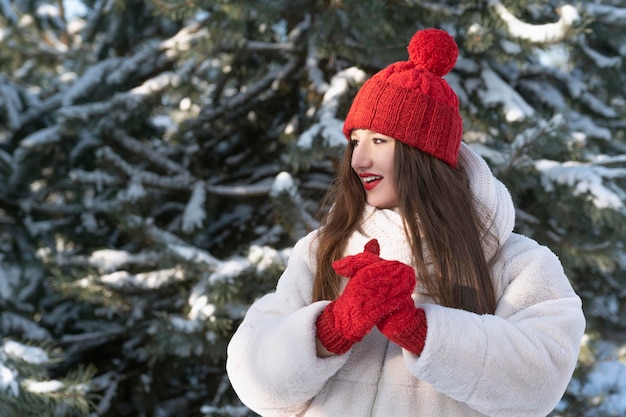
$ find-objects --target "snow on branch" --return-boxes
[111,129,192,177]
[299,66,367,149]
[106,41,171,85]
[506,115,564,165]
[270,171,319,232]
[414,1,464,16]
[57,71,184,125]
[307,35,329,95]
[69,169,120,187]
[301,11,325,95]
[1,340,51,399]
[490,1,580,43]
[13,95,62,133]
[31,25,202,129]
[136,217,219,266]
[593,154,626,166]
[50,248,165,274]
[186,56,300,129]
[478,65,535,122]
[160,20,209,58]
[0,0,18,24]
[99,266,187,292]
[0,312,51,341]
[0,80,23,130]
[13,125,61,159]
[584,3,626,25]
[97,146,194,190]
[536,160,626,210]
[58,327,128,346]
[578,38,622,69]
[182,180,206,232]
[22,202,82,216]
[231,13,309,53]
[62,58,123,106]
[578,92,618,119]
[319,67,366,122]
[128,71,186,98]
[231,40,296,54]
[89,372,119,416]
[16,124,61,148]
[206,182,273,197]
[525,64,587,101]
[3,340,49,365]
[287,13,311,42]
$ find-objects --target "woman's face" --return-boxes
[350,129,398,209]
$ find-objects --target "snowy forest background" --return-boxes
[1,0,625,416]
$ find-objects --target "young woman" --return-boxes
[226,28,585,417]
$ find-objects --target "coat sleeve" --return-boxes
[226,231,349,417]
[403,234,586,417]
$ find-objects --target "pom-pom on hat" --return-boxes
[343,28,462,167]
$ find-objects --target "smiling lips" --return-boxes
[359,173,383,191]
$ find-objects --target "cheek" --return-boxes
[383,149,396,174]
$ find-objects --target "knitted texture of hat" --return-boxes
[343,28,463,167]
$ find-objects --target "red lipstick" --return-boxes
[359,173,383,191]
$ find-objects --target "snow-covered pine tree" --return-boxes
[0,0,625,416]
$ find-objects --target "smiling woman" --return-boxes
[349,129,398,209]
[226,28,585,417]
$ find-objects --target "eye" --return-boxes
[373,137,387,144]
[350,139,359,147]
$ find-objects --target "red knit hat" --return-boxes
[343,29,462,167]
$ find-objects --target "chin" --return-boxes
[368,200,398,210]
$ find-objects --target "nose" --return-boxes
[351,142,372,171]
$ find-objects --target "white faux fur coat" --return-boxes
[226,144,586,417]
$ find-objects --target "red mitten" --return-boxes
[316,239,416,354]
[377,296,428,355]
[331,239,381,277]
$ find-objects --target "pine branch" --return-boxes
[110,129,193,177]
[206,182,273,197]
[56,71,185,126]
[182,56,300,132]
[578,37,621,69]
[97,146,194,191]
[10,95,63,139]
[412,1,464,16]
[51,248,164,273]
[11,20,206,139]
[97,266,189,293]
[136,216,220,266]
[583,3,626,25]
[490,1,580,43]
[88,372,119,416]
[58,327,129,349]
[306,33,330,95]
[221,39,297,54]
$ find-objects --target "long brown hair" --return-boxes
[313,141,497,315]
